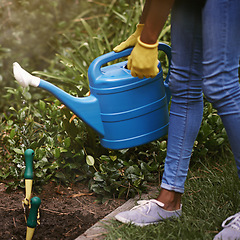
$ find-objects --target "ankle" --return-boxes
[156,189,182,211]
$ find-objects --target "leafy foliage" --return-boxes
[89,141,167,200]
[0,0,233,200]
[1,86,92,191]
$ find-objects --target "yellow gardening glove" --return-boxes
[127,37,159,78]
[113,24,144,52]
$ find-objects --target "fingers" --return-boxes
[127,61,159,79]
[113,41,127,52]
[127,55,132,70]
[131,68,159,79]
[113,24,144,52]
[113,38,135,52]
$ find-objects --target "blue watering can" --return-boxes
[13,43,171,150]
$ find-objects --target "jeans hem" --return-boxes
[161,183,184,194]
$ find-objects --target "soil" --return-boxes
[0,182,126,240]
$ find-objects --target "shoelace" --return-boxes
[222,212,240,230]
[130,199,164,214]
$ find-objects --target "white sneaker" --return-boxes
[214,212,240,240]
[115,199,182,227]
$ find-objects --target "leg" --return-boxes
[202,0,240,177]
[114,0,205,225]
[201,0,240,239]
[115,0,203,226]
[159,0,205,208]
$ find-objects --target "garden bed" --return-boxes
[0,182,125,240]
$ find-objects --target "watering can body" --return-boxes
[13,43,171,150]
[88,43,171,149]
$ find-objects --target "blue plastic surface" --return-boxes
[39,80,105,136]
[38,43,171,149]
[88,43,171,149]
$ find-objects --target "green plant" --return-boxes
[88,140,167,201]
[0,0,234,202]
[0,86,92,191]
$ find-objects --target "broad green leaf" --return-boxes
[64,137,71,148]
[93,172,104,182]
[13,148,24,155]
[110,155,117,161]
[9,107,16,112]
[60,148,68,153]
[159,140,167,150]
[55,172,66,182]
[7,120,13,126]
[216,137,225,145]
[39,100,46,111]
[86,155,95,166]
[100,155,110,161]
[10,129,15,139]
[54,148,61,159]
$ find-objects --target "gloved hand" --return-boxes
[113,24,144,52]
[127,37,159,78]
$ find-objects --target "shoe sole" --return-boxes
[115,215,161,227]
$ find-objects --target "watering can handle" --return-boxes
[157,43,171,84]
[89,43,171,83]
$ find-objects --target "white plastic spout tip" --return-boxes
[13,62,40,88]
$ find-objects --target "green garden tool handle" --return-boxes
[24,149,34,180]
[26,197,41,240]
[27,197,41,228]
[23,149,34,206]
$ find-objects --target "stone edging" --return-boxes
[75,186,158,240]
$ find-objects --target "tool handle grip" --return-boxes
[27,197,41,228]
[24,149,34,179]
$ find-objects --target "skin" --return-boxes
[140,0,175,44]
[139,0,181,211]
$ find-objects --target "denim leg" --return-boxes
[202,0,240,177]
[161,0,204,193]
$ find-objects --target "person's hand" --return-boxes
[127,37,159,78]
[113,24,144,52]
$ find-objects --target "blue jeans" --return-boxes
[161,0,240,193]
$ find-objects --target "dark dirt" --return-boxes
[0,182,125,240]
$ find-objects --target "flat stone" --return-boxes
[75,186,158,240]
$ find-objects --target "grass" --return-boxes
[102,154,240,240]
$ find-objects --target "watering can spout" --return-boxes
[13,62,104,136]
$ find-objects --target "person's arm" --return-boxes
[139,0,151,24]
[140,0,174,44]
[127,0,174,78]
